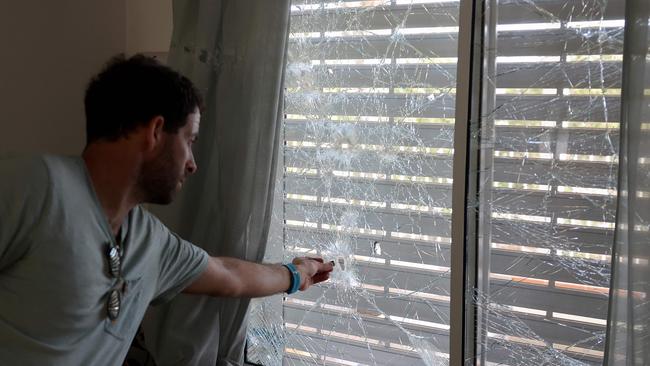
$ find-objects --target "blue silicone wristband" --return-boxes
[283,263,301,295]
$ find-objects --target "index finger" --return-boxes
[319,260,335,272]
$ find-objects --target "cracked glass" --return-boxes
[246,0,625,365]
[472,0,624,364]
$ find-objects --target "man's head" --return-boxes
[84,54,204,204]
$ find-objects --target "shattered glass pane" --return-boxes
[247,0,626,365]
[249,0,459,364]
[473,0,624,364]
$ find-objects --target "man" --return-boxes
[0,54,333,365]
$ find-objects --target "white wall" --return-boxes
[0,0,174,156]
[0,1,127,155]
[126,0,173,56]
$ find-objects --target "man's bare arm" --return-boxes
[183,257,334,298]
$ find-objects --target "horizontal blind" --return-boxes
[283,1,458,365]
[477,0,624,364]
[273,0,625,365]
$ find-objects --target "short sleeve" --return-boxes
[0,156,51,272]
[151,224,210,305]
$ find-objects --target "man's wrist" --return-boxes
[283,263,301,294]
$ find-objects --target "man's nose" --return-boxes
[186,156,198,175]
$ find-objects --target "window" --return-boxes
[473,0,623,364]
[247,0,625,365]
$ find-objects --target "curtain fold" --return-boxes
[142,1,290,365]
[605,0,650,364]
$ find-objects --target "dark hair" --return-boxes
[84,54,203,144]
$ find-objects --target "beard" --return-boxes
[138,140,183,205]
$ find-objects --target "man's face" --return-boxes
[139,108,201,204]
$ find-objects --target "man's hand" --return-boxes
[292,257,335,291]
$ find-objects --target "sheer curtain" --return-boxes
[605,0,650,363]
[142,1,290,365]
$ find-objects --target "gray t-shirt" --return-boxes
[0,155,209,365]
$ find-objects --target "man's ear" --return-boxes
[144,115,165,151]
